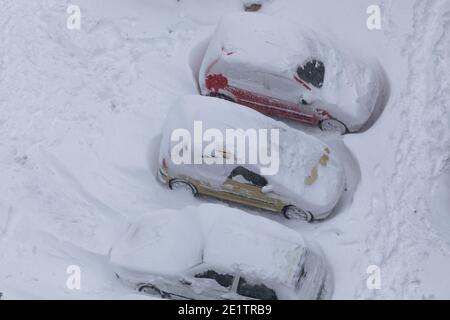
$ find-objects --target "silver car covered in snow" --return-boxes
[109,205,333,300]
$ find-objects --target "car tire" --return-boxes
[169,179,198,196]
[319,119,348,134]
[283,205,313,222]
[207,92,235,102]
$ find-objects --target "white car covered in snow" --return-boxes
[158,95,345,221]
[199,12,382,133]
[109,205,333,300]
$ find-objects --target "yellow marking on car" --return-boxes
[305,148,331,185]
[306,166,319,185]
[319,153,329,166]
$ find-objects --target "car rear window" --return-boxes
[297,59,325,88]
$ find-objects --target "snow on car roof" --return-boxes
[160,95,345,213]
[204,12,311,77]
[161,95,323,165]
[110,204,306,286]
[199,207,306,287]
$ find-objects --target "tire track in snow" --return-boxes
[358,0,450,299]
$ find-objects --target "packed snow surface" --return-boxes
[0,0,449,299]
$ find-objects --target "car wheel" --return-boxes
[283,205,313,222]
[207,92,235,102]
[169,179,198,196]
[319,119,348,134]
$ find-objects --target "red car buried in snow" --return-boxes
[199,13,382,134]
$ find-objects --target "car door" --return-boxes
[221,166,285,211]
[264,72,316,118]
[223,62,286,111]
[264,72,304,104]
[225,62,267,98]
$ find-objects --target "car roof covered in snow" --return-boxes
[109,208,204,276]
[210,12,312,74]
[160,95,345,213]
[200,207,306,286]
[109,204,306,287]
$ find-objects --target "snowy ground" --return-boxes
[0,0,449,299]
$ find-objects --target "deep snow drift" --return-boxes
[0,0,449,299]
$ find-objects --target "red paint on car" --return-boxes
[203,72,333,126]
[294,75,312,91]
[205,74,228,92]
[226,86,317,124]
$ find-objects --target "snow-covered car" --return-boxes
[109,205,333,300]
[158,95,345,221]
[199,12,381,133]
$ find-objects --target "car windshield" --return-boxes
[194,270,234,288]
[297,59,325,88]
[236,277,278,300]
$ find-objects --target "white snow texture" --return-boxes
[0,0,449,299]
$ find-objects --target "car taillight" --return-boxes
[162,158,168,169]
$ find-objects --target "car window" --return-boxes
[228,166,268,187]
[194,270,234,288]
[237,277,278,300]
[297,59,325,88]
